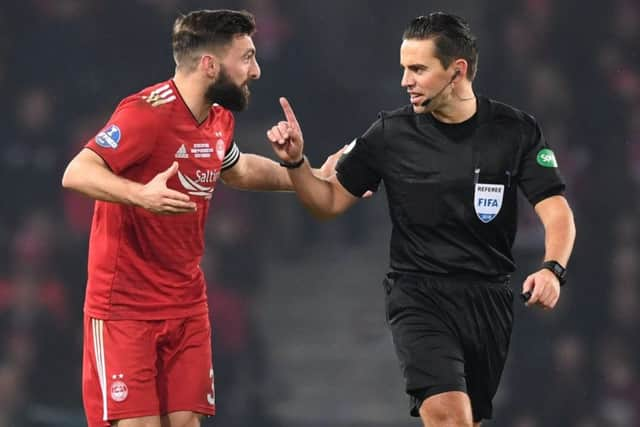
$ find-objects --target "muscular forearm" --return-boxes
[223,153,330,192]
[224,153,292,191]
[287,159,343,220]
[62,152,143,206]
[541,205,576,267]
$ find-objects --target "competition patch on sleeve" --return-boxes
[536,148,558,168]
[95,125,121,149]
[474,183,504,223]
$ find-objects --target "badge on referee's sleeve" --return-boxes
[474,183,504,223]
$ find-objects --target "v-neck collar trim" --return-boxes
[169,79,210,128]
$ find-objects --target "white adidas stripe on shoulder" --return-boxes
[149,84,170,97]
[143,84,176,107]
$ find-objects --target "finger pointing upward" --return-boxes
[279,97,299,129]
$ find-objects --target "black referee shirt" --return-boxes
[336,96,565,277]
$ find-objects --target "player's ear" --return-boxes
[201,54,218,77]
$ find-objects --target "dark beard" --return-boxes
[204,66,250,111]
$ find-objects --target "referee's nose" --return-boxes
[401,69,413,88]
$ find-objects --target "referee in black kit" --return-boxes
[267,12,576,427]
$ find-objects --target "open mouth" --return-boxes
[409,94,424,104]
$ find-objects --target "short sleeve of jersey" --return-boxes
[336,119,384,197]
[518,115,566,205]
[85,102,158,174]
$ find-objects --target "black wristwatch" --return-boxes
[279,155,306,169]
[541,260,567,286]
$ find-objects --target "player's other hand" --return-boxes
[136,162,197,215]
[318,146,373,199]
[522,268,560,309]
[318,145,347,179]
[267,97,304,164]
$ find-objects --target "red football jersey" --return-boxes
[83,80,239,320]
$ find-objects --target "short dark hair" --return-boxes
[403,12,478,80]
[172,9,256,69]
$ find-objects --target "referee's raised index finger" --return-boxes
[279,97,299,126]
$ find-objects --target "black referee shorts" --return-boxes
[383,271,514,422]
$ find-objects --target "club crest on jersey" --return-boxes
[215,139,225,161]
[95,125,121,149]
[474,183,504,223]
[110,380,128,402]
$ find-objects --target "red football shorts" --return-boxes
[82,314,215,427]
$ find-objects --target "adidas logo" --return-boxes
[175,144,188,159]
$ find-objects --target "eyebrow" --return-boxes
[402,64,427,70]
[242,48,256,57]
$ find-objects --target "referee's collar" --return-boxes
[421,95,489,126]
[475,95,490,124]
[420,95,488,128]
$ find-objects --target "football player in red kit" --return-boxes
[62,9,339,427]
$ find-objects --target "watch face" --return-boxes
[544,261,566,281]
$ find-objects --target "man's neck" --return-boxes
[431,86,477,124]
[172,73,211,123]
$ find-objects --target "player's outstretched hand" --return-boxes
[137,162,197,214]
[267,97,304,164]
[522,268,560,309]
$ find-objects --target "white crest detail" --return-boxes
[110,380,128,402]
[215,139,225,161]
[474,183,504,223]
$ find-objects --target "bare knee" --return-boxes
[160,411,202,427]
[112,416,161,427]
[419,391,473,427]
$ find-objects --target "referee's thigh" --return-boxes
[460,282,514,421]
[384,274,513,422]
[385,276,467,404]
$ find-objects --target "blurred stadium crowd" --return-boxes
[0,0,638,426]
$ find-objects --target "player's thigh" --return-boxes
[112,415,161,427]
[83,316,162,427]
[158,314,215,416]
[160,411,202,427]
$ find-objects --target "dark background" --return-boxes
[0,0,638,426]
